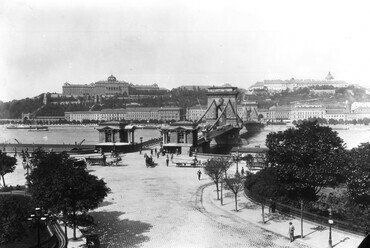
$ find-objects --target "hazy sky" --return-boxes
[1,0,370,102]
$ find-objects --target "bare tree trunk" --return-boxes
[215,181,220,200]
[73,209,77,240]
[220,181,223,205]
[1,175,5,187]
[235,193,238,211]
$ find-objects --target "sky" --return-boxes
[1,0,370,102]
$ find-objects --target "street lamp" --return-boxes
[328,207,333,248]
[28,207,48,248]
[235,147,240,174]
[140,137,143,154]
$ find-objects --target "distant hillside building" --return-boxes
[249,72,349,93]
[178,85,212,90]
[63,75,130,97]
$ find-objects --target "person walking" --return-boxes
[289,222,295,242]
[197,169,202,180]
[166,155,169,167]
[241,167,244,176]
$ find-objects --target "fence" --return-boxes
[245,190,367,236]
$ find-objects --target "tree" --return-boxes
[245,167,288,201]
[346,143,370,207]
[0,195,31,245]
[203,157,232,200]
[224,174,244,211]
[0,150,17,187]
[27,149,110,239]
[266,120,346,201]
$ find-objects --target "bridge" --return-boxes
[162,86,243,154]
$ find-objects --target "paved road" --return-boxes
[89,153,311,248]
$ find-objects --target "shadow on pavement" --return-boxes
[333,237,350,247]
[304,225,327,238]
[98,201,115,208]
[239,202,259,210]
[89,211,153,248]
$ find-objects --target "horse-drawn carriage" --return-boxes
[145,156,157,168]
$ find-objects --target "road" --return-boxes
[88,152,311,248]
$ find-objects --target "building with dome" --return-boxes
[62,75,130,97]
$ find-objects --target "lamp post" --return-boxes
[140,137,143,154]
[328,207,333,248]
[235,147,240,174]
[28,207,48,248]
[301,200,304,239]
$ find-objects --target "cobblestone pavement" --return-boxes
[88,152,312,248]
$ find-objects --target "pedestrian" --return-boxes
[271,200,276,213]
[289,222,295,242]
[241,167,244,176]
[166,156,169,167]
[197,169,202,180]
[102,154,106,166]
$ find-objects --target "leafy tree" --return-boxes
[0,150,17,187]
[27,149,110,239]
[266,120,346,201]
[224,174,244,211]
[0,195,31,245]
[245,167,288,202]
[346,143,370,207]
[203,157,232,200]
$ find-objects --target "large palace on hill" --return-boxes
[249,72,349,92]
[62,75,162,97]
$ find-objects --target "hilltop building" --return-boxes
[62,75,165,98]
[63,75,130,97]
[249,72,349,93]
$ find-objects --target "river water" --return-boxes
[1,124,369,150]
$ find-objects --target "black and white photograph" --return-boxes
[1,0,370,247]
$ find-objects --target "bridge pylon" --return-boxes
[196,86,243,145]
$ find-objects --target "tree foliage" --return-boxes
[245,167,289,202]
[266,120,346,201]
[0,195,31,245]
[0,150,17,187]
[346,143,370,207]
[27,149,110,239]
[203,157,232,199]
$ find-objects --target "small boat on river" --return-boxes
[28,126,49,131]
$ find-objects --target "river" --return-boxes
[1,124,369,150]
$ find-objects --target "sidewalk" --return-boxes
[58,221,86,248]
[203,184,364,248]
